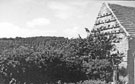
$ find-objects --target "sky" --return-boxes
[0,0,135,38]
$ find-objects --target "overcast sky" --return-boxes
[0,0,135,38]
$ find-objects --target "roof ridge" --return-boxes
[108,3,135,8]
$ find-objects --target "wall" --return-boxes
[92,3,129,83]
[128,37,135,84]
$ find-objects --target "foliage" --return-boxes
[77,80,106,84]
[119,67,127,77]
[0,31,123,84]
[63,80,108,84]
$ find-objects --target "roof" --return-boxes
[108,3,135,36]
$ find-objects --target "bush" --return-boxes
[0,31,123,84]
[77,80,106,84]
[64,80,107,84]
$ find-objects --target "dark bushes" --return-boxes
[0,32,123,84]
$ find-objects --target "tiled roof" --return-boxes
[108,3,135,36]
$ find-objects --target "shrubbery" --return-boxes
[62,80,107,84]
[0,31,123,84]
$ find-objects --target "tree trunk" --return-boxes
[113,69,117,84]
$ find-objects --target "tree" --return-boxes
[87,31,124,83]
[63,30,123,83]
[0,31,123,84]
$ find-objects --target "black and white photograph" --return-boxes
[0,0,134,84]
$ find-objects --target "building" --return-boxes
[91,3,135,84]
